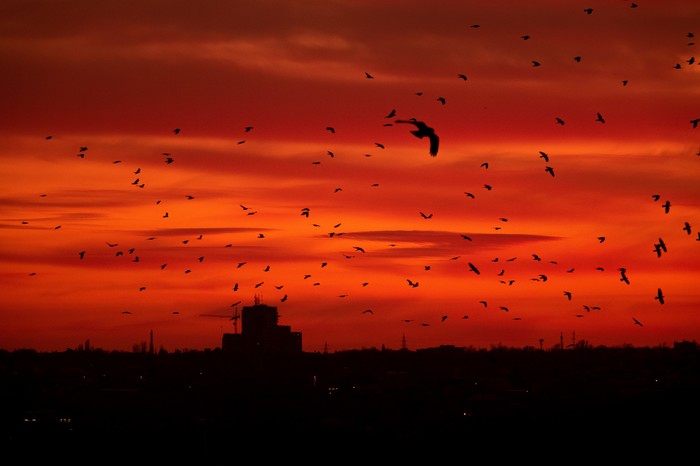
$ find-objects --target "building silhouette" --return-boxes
[221,297,302,354]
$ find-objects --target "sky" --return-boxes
[1,0,698,353]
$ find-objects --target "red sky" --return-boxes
[1,0,698,352]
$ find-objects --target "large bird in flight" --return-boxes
[395,119,439,156]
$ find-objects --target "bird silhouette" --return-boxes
[564,291,572,300]
[532,61,541,67]
[394,119,439,156]
[633,317,643,327]
[655,288,665,304]
[691,118,699,128]
[468,263,480,275]
[407,279,419,288]
[385,109,397,118]
[545,166,555,177]
[419,212,433,219]
[595,112,606,123]
[173,128,180,135]
[457,74,467,80]
[555,117,565,125]
[539,151,549,162]
[662,200,671,213]
[683,222,692,234]
[364,72,374,79]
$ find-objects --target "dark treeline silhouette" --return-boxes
[2,343,699,457]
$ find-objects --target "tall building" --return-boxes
[221,299,302,354]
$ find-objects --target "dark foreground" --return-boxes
[2,344,699,458]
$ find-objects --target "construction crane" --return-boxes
[200,306,241,334]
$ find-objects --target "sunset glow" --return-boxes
[1,0,698,352]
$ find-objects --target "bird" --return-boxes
[574,56,582,62]
[173,128,180,135]
[394,119,439,156]
[375,142,385,149]
[564,291,572,300]
[465,192,475,199]
[651,194,661,202]
[479,301,488,307]
[619,268,630,284]
[363,309,373,314]
[584,8,593,14]
[244,126,254,132]
[481,162,489,169]
[655,288,665,304]
[532,254,541,261]
[555,117,565,125]
[633,317,643,327]
[597,236,606,243]
[419,212,433,219]
[595,112,606,123]
[385,109,397,118]
[484,184,492,190]
[326,127,335,133]
[407,279,419,288]
[658,237,667,253]
[78,251,86,260]
[545,166,555,177]
[521,35,530,40]
[353,246,366,253]
[662,200,671,213]
[281,295,288,302]
[532,61,541,67]
[691,118,700,128]
[468,263,480,275]
[437,97,446,105]
[457,74,467,80]
[683,222,692,235]
[461,235,472,241]
[364,72,374,79]
[539,151,549,162]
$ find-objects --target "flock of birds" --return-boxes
[15,4,700,350]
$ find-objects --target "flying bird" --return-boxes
[595,112,606,123]
[468,263,480,275]
[633,317,643,327]
[395,119,440,156]
[545,166,555,177]
[457,74,467,80]
[173,128,180,135]
[364,72,374,79]
[655,288,665,304]
[407,279,419,288]
[555,117,565,125]
[385,109,397,118]
[419,212,433,219]
[539,151,549,162]
[564,291,572,300]
[683,222,692,234]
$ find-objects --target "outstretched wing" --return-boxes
[428,134,439,157]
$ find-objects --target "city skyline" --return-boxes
[1,0,699,353]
